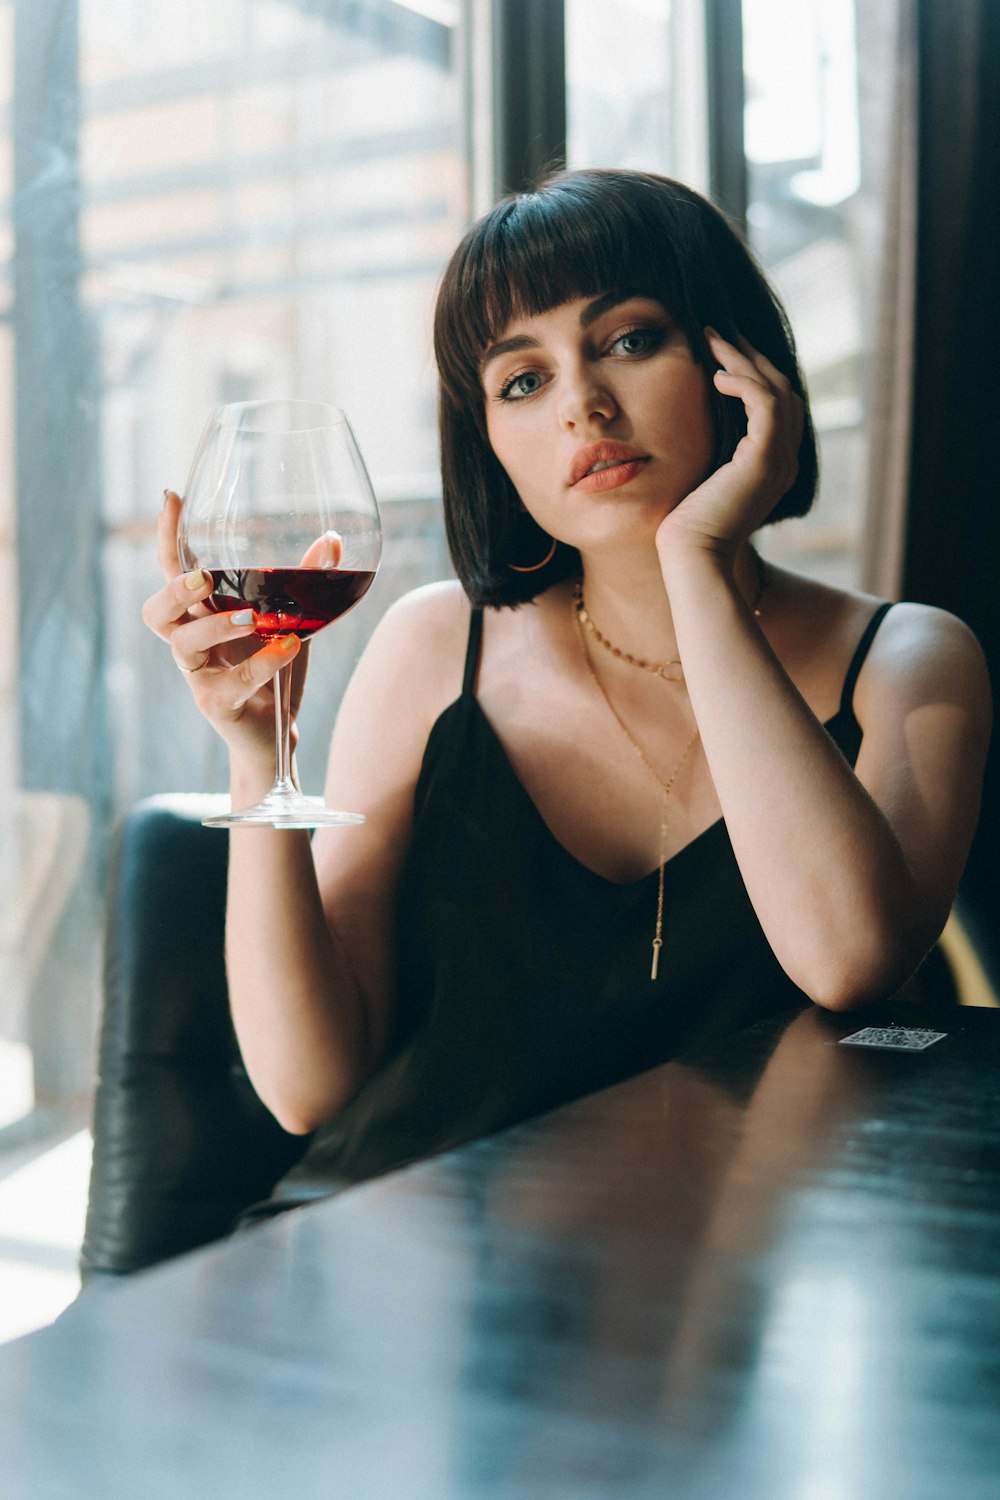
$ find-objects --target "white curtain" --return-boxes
[859,0,917,599]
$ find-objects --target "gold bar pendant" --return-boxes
[651,936,663,981]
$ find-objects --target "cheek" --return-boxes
[483,408,511,471]
[483,409,503,464]
[697,383,719,462]
[485,412,542,494]
[673,369,717,469]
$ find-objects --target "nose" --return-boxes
[556,359,617,430]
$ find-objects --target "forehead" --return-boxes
[481,290,668,367]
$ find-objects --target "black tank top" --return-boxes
[280,601,894,1193]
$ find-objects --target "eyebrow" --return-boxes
[479,291,660,372]
[480,332,539,371]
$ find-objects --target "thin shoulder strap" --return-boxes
[839,602,894,719]
[462,607,484,697]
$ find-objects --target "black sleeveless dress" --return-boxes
[275,602,894,1196]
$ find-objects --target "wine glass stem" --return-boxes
[273,659,296,795]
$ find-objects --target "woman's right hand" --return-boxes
[141,491,306,772]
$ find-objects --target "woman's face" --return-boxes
[481,292,715,554]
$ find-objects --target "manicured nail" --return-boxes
[318,530,342,567]
[184,569,209,590]
[230,609,254,626]
[162,490,170,509]
[279,634,298,650]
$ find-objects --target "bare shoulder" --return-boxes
[311,582,472,1022]
[836,596,991,783]
[780,564,985,676]
[766,564,990,737]
[368,577,470,648]
[376,576,471,636]
[859,600,990,715]
[334,578,471,742]
[316,580,471,876]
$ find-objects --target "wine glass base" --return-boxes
[202,795,365,830]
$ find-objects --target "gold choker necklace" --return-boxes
[573,606,700,982]
[573,551,766,681]
[574,586,683,681]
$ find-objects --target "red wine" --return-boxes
[207,567,375,640]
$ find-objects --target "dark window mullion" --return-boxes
[492,0,566,197]
[705,0,748,228]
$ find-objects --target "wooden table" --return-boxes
[2,1003,999,1499]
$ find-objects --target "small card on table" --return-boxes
[838,1025,948,1052]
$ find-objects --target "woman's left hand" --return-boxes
[657,328,804,561]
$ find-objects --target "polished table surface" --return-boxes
[2,1004,1000,1499]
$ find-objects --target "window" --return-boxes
[4,0,470,1109]
[742,0,873,589]
[566,0,708,190]
[1,0,903,1121]
[0,0,921,1351]
[567,0,895,593]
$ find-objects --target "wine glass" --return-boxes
[177,399,381,828]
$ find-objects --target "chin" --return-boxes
[574,520,670,559]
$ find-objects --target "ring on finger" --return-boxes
[177,656,209,675]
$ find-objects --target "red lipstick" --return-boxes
[569,442,650,493]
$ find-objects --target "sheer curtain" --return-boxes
[739,0,908,593]
[858,0,917,600]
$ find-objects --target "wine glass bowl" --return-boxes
[177,400,381,828]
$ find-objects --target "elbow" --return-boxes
[807,978,884,1014]
[777,881,948,1013]
[243,1073,331,1136]
[270,1106,321,1137]
[259,1061,372,1137]
[242,1031,383,1138]
[266,1087,346,1136]
[785,929,931,1014]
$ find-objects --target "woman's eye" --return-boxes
[499,370,543,401]
[612,327,662,357]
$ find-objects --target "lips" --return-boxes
[569,442,649,488]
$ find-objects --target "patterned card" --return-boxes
[838,1025,948,1051]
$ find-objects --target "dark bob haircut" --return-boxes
[434,167,818,608]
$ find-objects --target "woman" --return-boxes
[143,169,989,1184]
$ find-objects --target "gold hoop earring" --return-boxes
[507,536,557,573]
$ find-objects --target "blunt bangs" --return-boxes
[437,175,700,425]
[434,169,819,609]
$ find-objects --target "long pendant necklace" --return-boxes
[572,606,700,981]
[571,556,766,979]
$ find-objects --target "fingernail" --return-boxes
[279,634,298,650]
[230,609,253,626]
[320,530,342,567]
[184,569,209,590]
[162,490,170,509]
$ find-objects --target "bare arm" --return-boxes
[143,495,468,1131]
[223,588,457,1132]
[657,335,991,1009]
[224,584,468,1130]
[663,553,989,1007]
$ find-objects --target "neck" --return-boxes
[575,542,761,662]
